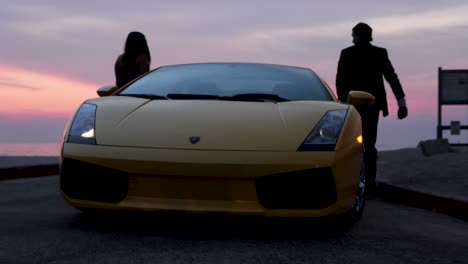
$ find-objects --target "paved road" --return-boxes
[1,176,468,264]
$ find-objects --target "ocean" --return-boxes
[0,143,62,156]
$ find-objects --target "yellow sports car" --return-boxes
[60,62,374,222]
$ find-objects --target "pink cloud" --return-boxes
[0,64,99,118]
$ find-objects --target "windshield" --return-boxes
[119,63,333,101]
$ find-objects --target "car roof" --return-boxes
[153,62,315,72]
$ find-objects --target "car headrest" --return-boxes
[180,81,221,95]
[272,83,303,98]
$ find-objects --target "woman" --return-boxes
[115,31,151,88]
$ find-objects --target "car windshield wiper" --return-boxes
[166,94,223,100]
[117,94,169,100]
[163,93,290,102]
[225,93,290,102]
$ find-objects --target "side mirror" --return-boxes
[97,85,118,97]
[346,91,375,107]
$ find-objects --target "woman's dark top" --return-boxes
[114,54,150,88]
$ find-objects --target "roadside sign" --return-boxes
[437,68,468,145]
[439,70,468,104]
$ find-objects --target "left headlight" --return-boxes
[68,103,97,145]
[298,109,347,151]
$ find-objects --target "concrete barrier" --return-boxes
[378,182,468,221]
[417,138,451,157]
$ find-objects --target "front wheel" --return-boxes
[342,149,366,223]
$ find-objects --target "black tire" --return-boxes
[341,148,366,223]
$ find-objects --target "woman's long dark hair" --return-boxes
[123,31,151,64]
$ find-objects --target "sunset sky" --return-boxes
[1,0,467,149]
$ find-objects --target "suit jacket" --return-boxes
[335,43,405,117]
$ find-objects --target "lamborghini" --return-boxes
[60,62,374,222]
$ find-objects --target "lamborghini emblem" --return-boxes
[189,136,201,144]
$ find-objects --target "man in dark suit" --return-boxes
[336,22,408,195]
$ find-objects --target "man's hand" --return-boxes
[397,97,408,119]
[398,106,408,119]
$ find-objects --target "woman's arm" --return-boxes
[136,54,150,74]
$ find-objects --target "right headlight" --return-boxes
[298,109,347,151]
[67,103,97,145]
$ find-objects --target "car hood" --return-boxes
[86,96,348,151]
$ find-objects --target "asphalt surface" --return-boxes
[1,176,468,264]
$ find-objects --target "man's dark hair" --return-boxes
[352,22,373,42]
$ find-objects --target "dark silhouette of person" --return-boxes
[335,22,408,194]
[115,31,151,88]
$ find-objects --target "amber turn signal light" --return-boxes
[356,135,363,144]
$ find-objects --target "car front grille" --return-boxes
[60,158,128,203]
[255,168,337,209]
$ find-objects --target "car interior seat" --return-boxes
[272,83,304,99]
[180,81,222,95]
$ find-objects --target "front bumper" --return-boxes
[60,142,362,217]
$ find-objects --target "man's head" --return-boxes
[352,22,373,44]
